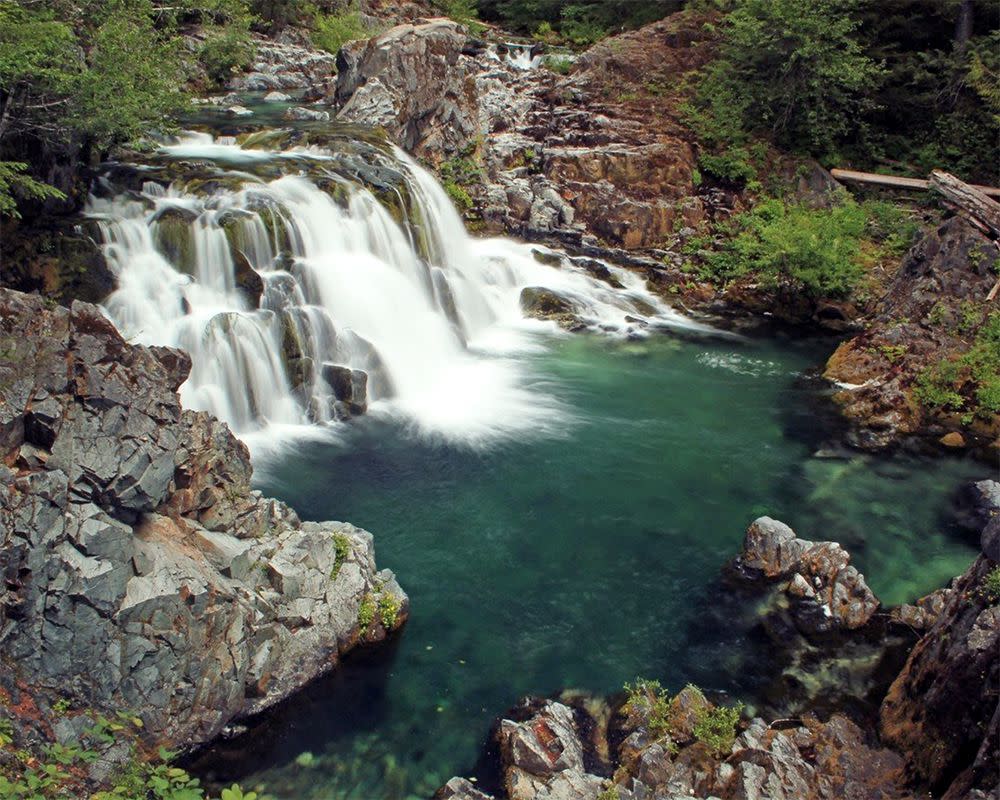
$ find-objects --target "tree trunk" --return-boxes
[954,0,974,54]
[929,170,1000,239]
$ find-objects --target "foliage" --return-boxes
[475,1,678,43]
[541,55,574,75]
[357,594,376,629]
[686,197,912,299]
[596,787,621,800]
[200,29,256,87]
[436,0,486,35]
[377,593,401,628]
[0,711,262,800]
[439,149,484,213]
[914,312,1000,420]
[330,533,351,579]
[982,566,1000,605]
[622,678,672,739]
[691,693,743,756]
[312,3,370,55]
[688,0,883,160]
[0,162,65,218]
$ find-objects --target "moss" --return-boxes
[330,533,351,580]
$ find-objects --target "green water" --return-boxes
[195,332,981,799]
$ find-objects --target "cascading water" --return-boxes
[89,130,712,450]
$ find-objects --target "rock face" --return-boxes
[880,552,999,798]
[824,217,1000,457]
[0,289,407,751]
[228,34,337,95]
[333,14,716,251]
[733,517,880,633]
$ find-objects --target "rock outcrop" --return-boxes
[0,289,407,753]
[880,545,999,798]
[732,517,880,634]
[333,14,718,253]
[824,216,1000,457]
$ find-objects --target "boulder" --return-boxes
[733,517,880,633]
[321,363,369,417]
[519,287,585,331]
[284,106,331,122]
[0,289,406,752]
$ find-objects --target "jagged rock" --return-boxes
[880,550,1000,797]
[824,217,1000,455]
[733,517,880,633]
[335,20,477,158]
[0,289,406,751]
[435,777,495,800]
[229,36,337,94]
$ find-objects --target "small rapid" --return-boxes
[88,131,708,449]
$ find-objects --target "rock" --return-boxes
[284,106,331,122]
[733,517,880,633]
[940,431,966,448]
[519,287,585,331]
[880,553,1000,797]
[0,288,406,752]
[983,516,1000,563]
[263,91,291,102]
[435,778,495,800]
[825,217,1000,454]
[228,35,337,94]
[335,20,477,158]
[226,105,254,117]
[321,363,369,417]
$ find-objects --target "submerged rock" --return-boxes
[0,289,406,752]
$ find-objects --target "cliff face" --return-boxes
[0,289,407,751]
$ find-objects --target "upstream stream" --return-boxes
[88,122,982,798]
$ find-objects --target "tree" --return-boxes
[698,0,883,157]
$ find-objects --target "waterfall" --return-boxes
[88,132,709,449]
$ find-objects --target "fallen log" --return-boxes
[830,168,1000,199]
[928,170,1000,239]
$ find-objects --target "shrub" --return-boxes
[378,593,401,628]
[200,29,256,87]
[357,595,376,630]
[692,699,743,756]
[330,533,351,579]
[915,312,1000,419]
[312,5,369,55]
[982,566,1000,604]
[623,678,672,739]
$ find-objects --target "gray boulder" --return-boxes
[0,289,406,752]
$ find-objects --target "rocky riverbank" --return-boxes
[437,493,1000,800]
[0,289,406,784]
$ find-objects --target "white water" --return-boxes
[89,134,711,450]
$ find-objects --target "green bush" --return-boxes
[357,594,376,629]
[378,593,401,628]
[312,5,369,55]
[692,698,743,756]
[915,312,1000,419]
[437,0,486,35]
[693,197,878,298]
[982,566,1000,604]
[199,29,256,86]
[623,678,672,739]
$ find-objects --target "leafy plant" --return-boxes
[982,566,1000,605]
[330,533,351,579]
[357,594,376,630]
[378,593,401,629]
[692,695,743,756]
[312,3,370,55]
[623,678,672,739]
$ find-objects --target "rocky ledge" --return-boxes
[437,498,999,800]
[0,289,406,757]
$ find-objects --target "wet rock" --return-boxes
[284,106,331,122]
[227,105,254,117]
[321,363,369,417]
[263,91,291,102]
[519,287,585,331]
[0,288,406,752]
[733,517,880,633]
